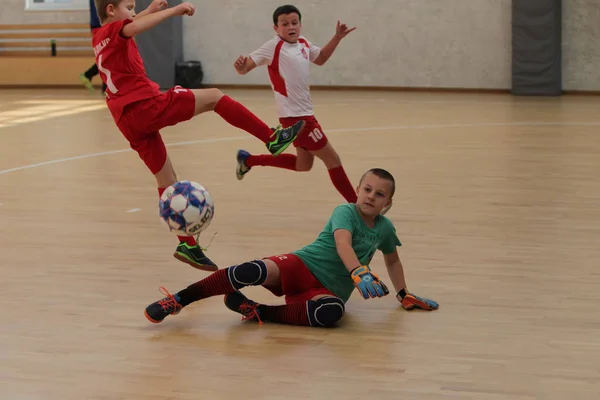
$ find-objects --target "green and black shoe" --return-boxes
[266,120,305,156]
[173,242,218,272]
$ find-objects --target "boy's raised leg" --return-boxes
[190,89,305,155]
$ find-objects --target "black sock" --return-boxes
[84,64,99,80]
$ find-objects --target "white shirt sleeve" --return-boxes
[305,38,321,62]
[249,38,277,66]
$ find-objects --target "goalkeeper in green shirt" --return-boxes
[144,168,438,327]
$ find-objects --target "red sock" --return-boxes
[259,302,311,326]
[214,95,272,143]
[246,154,297,171]
[158,187,197,246]
[328,166,358,203]
[177,269,235,305]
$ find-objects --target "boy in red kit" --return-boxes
[144,168,438,328]
[92,0,306,272]
[234,5,368,209]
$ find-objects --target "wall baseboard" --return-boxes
[561,90,600,95]
[208,83,512,94]
[207,84,600,95]
[1,82,599,96]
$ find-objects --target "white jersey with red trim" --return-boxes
[249,35,321,118]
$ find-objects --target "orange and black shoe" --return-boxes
[144,286,183,323]
[224,291,263,324]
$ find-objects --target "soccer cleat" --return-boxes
[236,149,252,181]
[266,120,305,156]
[144,286,183,323]
[174,242,218,272]
[79,74,95,92]
[224,291,263,324]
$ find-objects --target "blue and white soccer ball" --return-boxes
[159,180,214,236]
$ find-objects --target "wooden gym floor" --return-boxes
[1,87,599,400]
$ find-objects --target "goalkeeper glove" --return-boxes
[397,288,439,310]
[350,266,389,299]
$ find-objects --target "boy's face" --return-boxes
[106,0,136,22]
[274,12,302,43]
[355,173,394,218]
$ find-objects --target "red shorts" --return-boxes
[116,86,195,174]
[279,115,328,152]
[263,253,335,304]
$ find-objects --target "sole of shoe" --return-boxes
[173,252,219,272]
[236,166,248,181]
[144,310,163,324]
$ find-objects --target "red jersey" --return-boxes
[92,19,161,121]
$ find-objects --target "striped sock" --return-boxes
[176,260,267,306]
[259,303,311,326]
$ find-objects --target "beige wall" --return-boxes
[182,0,512,89]
[2,0,600,91]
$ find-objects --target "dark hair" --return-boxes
[94,0,121,22]
[360,168,396,197]
[273,5,301,25]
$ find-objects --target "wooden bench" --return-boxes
[0,23,98,87]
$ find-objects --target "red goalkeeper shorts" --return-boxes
[263,253,335,304]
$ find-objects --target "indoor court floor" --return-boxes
[1,87,599,399]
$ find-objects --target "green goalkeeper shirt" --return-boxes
[292,204,402,302]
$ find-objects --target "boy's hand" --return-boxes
[397,289,439,310]
[175,2,195,16]
[234,56,249,74]
[148,0,168,13]
[335,20,356,40]
[350,266,389,299]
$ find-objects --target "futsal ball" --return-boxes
[159,180,214,236]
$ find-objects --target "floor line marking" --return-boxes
[1,121,599,176]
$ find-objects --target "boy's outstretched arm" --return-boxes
[122,2,194,38]
[234,56,258,75]
[382,249,408,292]
[134,0,167,19]
[333,229,389,299]
[313,20,356,66]
[383,249,439,311]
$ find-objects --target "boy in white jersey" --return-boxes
[233,5,362,206]
[144,168,438,328]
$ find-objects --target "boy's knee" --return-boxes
[210,88,224,100]
[308,296,345,327]
[324,155,342,170]
[193,88,225,113]
[206,88,224,107]
[296,163,313,172]
[228,260,268,290]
